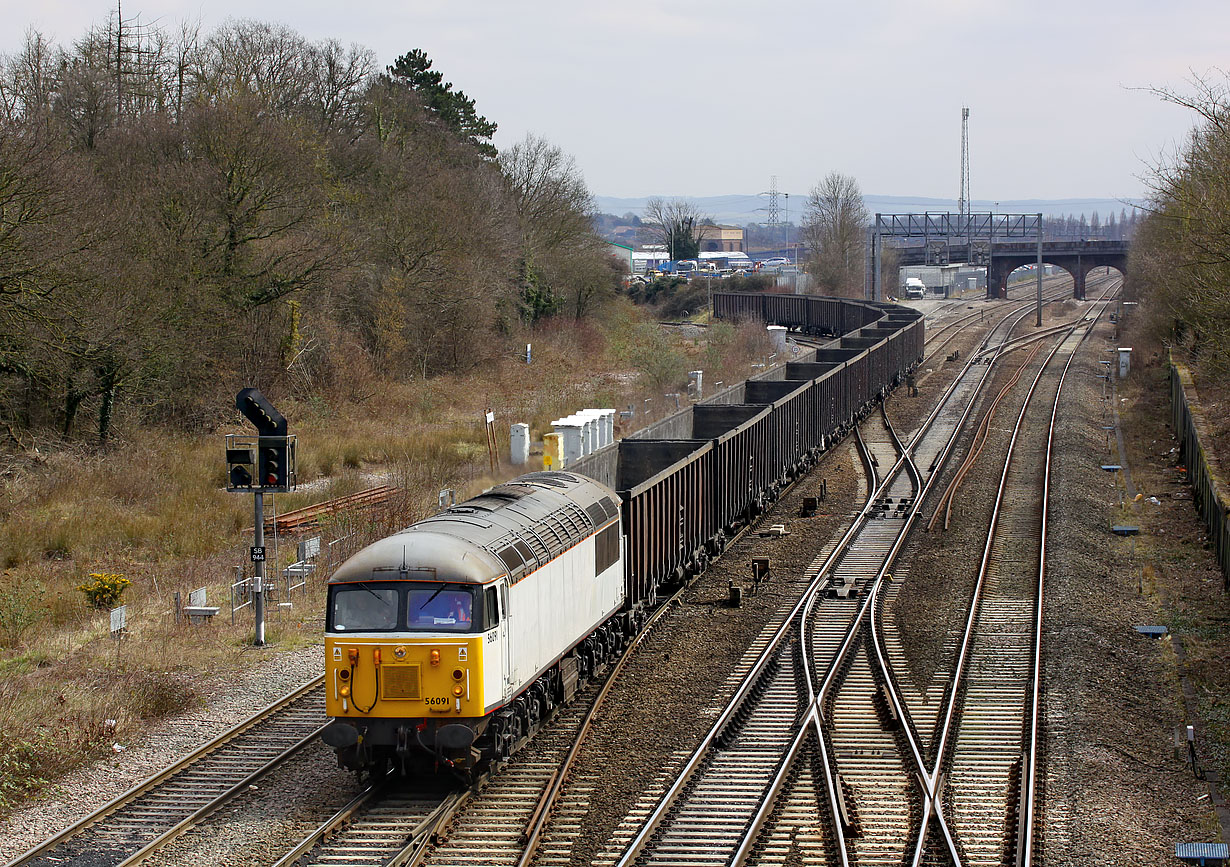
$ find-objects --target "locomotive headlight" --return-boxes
[429,649,441,666]
[452,669,464,681]
[451,683,465,697]
[339,685,351,698]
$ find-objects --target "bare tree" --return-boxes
[802,172,868,297]
[643,197,710,260]
[1132,73,1230,375]
[499,133,593,262]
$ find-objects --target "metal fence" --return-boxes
[229,530,367,623]
[1170,361,1230,587]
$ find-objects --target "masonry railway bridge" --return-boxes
[894,238,1128,300]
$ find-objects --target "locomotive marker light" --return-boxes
[227,387,297,647]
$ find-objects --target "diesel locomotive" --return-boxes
[320,293,924,775]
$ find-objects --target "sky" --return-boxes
[2,0,1222,203]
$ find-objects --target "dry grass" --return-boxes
[0,300,774,812]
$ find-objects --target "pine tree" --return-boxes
[386,49,497,157]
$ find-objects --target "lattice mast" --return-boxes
[765,175,780,227]
[958,106,970,218]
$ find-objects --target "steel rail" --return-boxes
[5,676,326,867]
[837,297,1073,866]
[269,780,385,867]
[612,413,893,867]
[928,340,1046,531]
[732,381,978,867]
[384,792,467,867]
[513,560,694,867]
[906,293,1117,867]
[118,723,329,866]
[513,370,881,867]
[1019,292,1115,866]
[877,278,1123,865]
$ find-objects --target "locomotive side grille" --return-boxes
[382,664,421,700]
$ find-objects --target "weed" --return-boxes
[0,581,46,647]
[0,736,46,812]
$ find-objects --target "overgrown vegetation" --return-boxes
[1131,73,1230,382]
[0,17,625,445]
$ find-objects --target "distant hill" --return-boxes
[593,194,1144,226]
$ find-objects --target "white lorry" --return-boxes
[904,278,926,299]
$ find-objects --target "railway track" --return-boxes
[11,288,1120,867]
[602,285,1104,867]
[863,285,1118,867]
[265,485,398,534]
[609,416,898,867]
[904,294,1114,866]
[5,679,328,867]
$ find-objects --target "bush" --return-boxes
[0,736,45,811]
[0,581,45,647]
[723,274,774,293]
[76,573,131,609]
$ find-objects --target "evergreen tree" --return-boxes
[386,49,497,156]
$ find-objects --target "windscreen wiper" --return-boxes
[418,585,448,610]
[357,583,391,605]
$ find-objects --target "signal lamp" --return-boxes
[260,447,280,486]
[229,465,252,488]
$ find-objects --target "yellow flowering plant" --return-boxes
[77,572,131,609]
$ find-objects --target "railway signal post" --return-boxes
[226,388,296,646]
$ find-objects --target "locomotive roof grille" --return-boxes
[329,471,620,585]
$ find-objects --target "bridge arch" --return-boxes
[987,241,1127,300]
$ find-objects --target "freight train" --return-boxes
[319,293,923,776]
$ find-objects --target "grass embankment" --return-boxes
[1117,322,1230,794]
[0,302,771,812]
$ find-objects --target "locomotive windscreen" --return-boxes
[327,582,478,633]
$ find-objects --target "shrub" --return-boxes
[0,581,46,647]
[0,736,45,812]
[76,573,131,609]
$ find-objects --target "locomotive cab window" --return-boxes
[330,583,400,632]
[406,584,474,632]
[483,585,499,630]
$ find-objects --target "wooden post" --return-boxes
[485,411,499,474]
